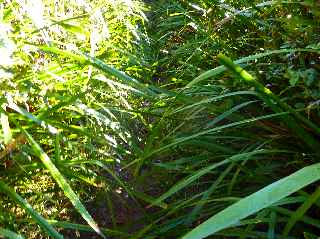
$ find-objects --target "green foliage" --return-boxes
[183,163,320,239]
[1,0,320,238]
[0,228,24,239]
[0,0,150,237]
[0,181,63,239]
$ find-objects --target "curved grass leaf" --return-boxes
[187,48,320,87]
[13,122,106,239]
[150,149,280,207]
[38,46,155,97]
[170,91,256,115]
[217,53,320,152]
[0,228,25,239]
[0,181,62,239]
[0,228,24,239]
[304,232,319,239]
[5,95,58,135]
[205,100,257,129]
[183,163,320,239]
[52,21,90,37]
[124,111,292,169]
[153,112,290,158]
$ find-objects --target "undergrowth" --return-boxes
[0,0,320,238]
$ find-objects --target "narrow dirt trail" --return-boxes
[72,2,171,238]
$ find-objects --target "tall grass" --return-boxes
[1,0,320,238]
[1,0,150,237]
[131,0,320,238]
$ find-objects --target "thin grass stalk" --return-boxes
[217,54,320,153]
[283,186,320,236]
[0,181,63,239]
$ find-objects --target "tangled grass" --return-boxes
[1,0,320,238]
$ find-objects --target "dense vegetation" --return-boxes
[0,0,320,238]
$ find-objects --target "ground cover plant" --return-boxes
[0,0,320,238]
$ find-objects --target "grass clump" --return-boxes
[1,0,320,238]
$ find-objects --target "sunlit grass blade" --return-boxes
[0,181,63,239]
[0,228,25,239]
[183,163,320,239]
[12,121,106,239]
[217,53,320,136]
[52,20,90,37]
[214,1,308,31]
[0,111,12,144]
[5,95,58,134]
[38,46,156,97]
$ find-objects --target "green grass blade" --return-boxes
[131,113,291,165]
[150,149,276,207]
[239,210,269,239]
[283,186,320,236]
[0,111,12,144]
[214,1,305,31]
[205,100,257,129]
[217,53,320,153]
[185,163,235,225]
[52,21,90,37]
[304,232,319,239]
[38,46,156,97]
[182,163,320,239]
[187,48,320,87]
[217,55,320,136]
[0,228,25,239]
[215,228,297,239]
[0,181,63,239]
[13,122,106,239]
[268,211,276,239]
[54,133,61,163]
[48,220,129,237]
[171,91,256,115]
[5,96,58,134]
[273,207,320,229]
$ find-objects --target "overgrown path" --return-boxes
[1,0,320,238]
[103,0,320,238]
